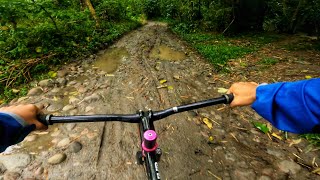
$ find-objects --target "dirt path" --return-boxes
[1,22,319,180]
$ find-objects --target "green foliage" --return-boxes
[172,27,253,71]
[301,134,320,147]
[259,57,279,65]
[265,0,320,34]
[0,0,143,102]
[195,43,251,70]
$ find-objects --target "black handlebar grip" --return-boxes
[37,114,52,126]
[223,94,234,104]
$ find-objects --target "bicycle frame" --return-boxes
[39,94,233,180]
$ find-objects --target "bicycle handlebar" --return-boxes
[38,94,233,126]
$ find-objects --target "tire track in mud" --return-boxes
[93,22,224,179]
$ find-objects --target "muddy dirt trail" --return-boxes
[1,22,319,180]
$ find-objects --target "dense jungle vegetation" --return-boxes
[0,0,319,101]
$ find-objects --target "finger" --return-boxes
[32,118,48,130]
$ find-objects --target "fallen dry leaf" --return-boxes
[202,118,213,129]
[217,87,228,94]
[160,79,167,84]
[289,138,302,147]
[271,133,283,140]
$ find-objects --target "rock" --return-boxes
[0,154,31,171]
[85,106,94,113]
[65,123,76,131]
[24,135,37,142]
[69,142,82,153]
[67,81,77,86]
[51,88,61,93]
[70,66,76,71]
[47,153,66,165]
[62,105,75,112]
[56,78,67,86]
[252,136,260,143]
[225,153,236,162]
[51,138,59,144]
[258,176,271,180]
[57,70,68,77]
[78,87,87,93]
[3,172,20,180]
[237,161,248,168]
[267,149,284,158]
[50,130,61,137]
[278,160,301,174]
[57,138,71,148]
[17,96,28,103]
[27,87,43,96]
[38,79,54,87]
[46,103,63,112]
[34,167,44,175]
[69,97,80,105]
[83,93,100,103]
[208,159,213,163]
[233,169,256,180]
[261,168,273,176]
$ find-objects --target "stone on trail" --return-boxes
[85,106,94,113]
[83,93,100,103]
[69,97,80,105]
[0,153,31,171]
[46,103,63,112]
[258,175,272,180]
[38,79,54,87]
[233,169,256,180]
[3,171,20,180]
[27,87,43,96]
[47,153,67,165]
[24,134,37,142]
[56,78,67,86]
[57,138,71,148]
[69,142,82,153]
[62,105,75,112]
[278,160,301,174]
[57,70,68,77]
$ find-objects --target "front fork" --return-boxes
[136,110,162,179]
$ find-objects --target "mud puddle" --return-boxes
[150,45,186,61]
[93,47,129,73]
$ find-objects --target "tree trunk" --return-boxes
[84,0,99,27]
[11,19,17,30]
[234,0,266,32]
[289,0,303,33]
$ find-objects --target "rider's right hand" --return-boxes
[227,82,258,107]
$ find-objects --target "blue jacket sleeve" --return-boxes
[0,112,35,152]
[252,78,320,134]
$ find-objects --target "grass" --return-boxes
[301,134,320,148]
[170,22,288,71]
[195,43,251,69]
[259,57,279,65]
